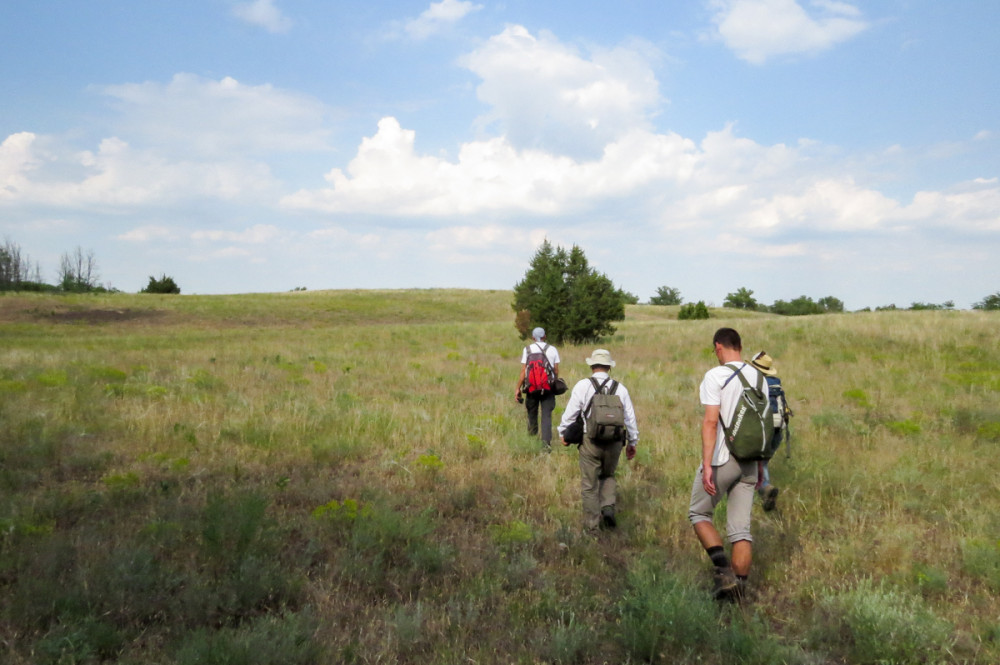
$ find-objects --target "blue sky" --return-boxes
[2,0,998,308]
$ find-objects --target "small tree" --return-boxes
[678,301,709,320]
[973,292,1000,310]
[818,296,845,313]
[58,247,99,292]
[141,274,181,294]
[650,286,682,306]
[724,287,759,310]
[0,237,43,291]
[512,240,627,344]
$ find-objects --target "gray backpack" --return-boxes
[585,377,625,443]
[720,363,775,461]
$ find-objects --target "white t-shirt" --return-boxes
[699,362,765,466]
[520,342,560,368]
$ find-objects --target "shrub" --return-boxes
[174,612,323,665]
[812,579,953,664]
[618,566,715,662]
[141,274,181,294]
[678,301,709,320]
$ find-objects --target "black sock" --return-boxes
[707,546,729,569]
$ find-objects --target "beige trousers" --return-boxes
[579,436,624,529]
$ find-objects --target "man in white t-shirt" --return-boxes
[516,327,561,451]
[688,327,764,601]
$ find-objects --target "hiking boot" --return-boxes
[712,566,739,601]
[761,485,779,512]
[601,505,617,529]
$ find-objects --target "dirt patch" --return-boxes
[42,308,168,325]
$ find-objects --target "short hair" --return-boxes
[590,364,612,371]
[713,327,742,351]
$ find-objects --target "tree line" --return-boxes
[513,241,1000,343]
[0,238,180,294]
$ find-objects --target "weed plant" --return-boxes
[1,291,998,663]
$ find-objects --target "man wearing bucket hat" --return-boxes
[516,327,561,451]
[557,348,639,531]
[749,351,791,512]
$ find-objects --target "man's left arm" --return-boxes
[622,387,639,459]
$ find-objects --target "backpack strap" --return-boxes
[584,377,614,417]
[541,343,556,376]
[723,362,764,394]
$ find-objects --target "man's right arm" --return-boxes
[701,404,720,496]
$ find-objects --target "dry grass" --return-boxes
[1,291,998,663]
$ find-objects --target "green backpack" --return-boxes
[720,363,775,461]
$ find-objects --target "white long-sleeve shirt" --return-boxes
[557,372,639,446]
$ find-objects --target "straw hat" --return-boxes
[586,349,616,367]
[749,351,777,376]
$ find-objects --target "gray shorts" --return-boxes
[688,456,757,543]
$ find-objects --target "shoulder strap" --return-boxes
[584,377,613,417]
[541,343,555,373]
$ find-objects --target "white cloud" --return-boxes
[232,0,293,34]
[191,224,283,244]
[118,225,179,242]
[0,132,40,200]
[0,131,277,208]
[281,117,698,216]
[899,179,1000,232]
[459,25,662,158]
[101,74,330,157]
[708,0,869,64]
[404,0,482,40]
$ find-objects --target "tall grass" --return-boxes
[1,291,997,663]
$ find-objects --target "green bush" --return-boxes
[174,612,323,665]
[678,301,709,320]
[141,274,181,294]
[812,579,953,664]
[617,566,715,663]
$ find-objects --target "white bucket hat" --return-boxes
[531,327,546,341]
[585,349,616,367]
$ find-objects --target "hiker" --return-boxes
[748,351,791,512]
[516,327,561,451]
[558,349,639,531]
[688,328,767,601]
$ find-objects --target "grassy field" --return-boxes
[1,289,998,664]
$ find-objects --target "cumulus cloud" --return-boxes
[232,0,293,34]
[459,25,662,158]
[404,0,482,40]
[0,131,277,208]
[281,116,697,216]
[101,74,330,157]
[708,0,869,64]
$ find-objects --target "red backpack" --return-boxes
[523,343,555,395]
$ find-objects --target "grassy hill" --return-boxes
[1,290,998,664]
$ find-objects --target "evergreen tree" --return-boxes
[512,240,626,344]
